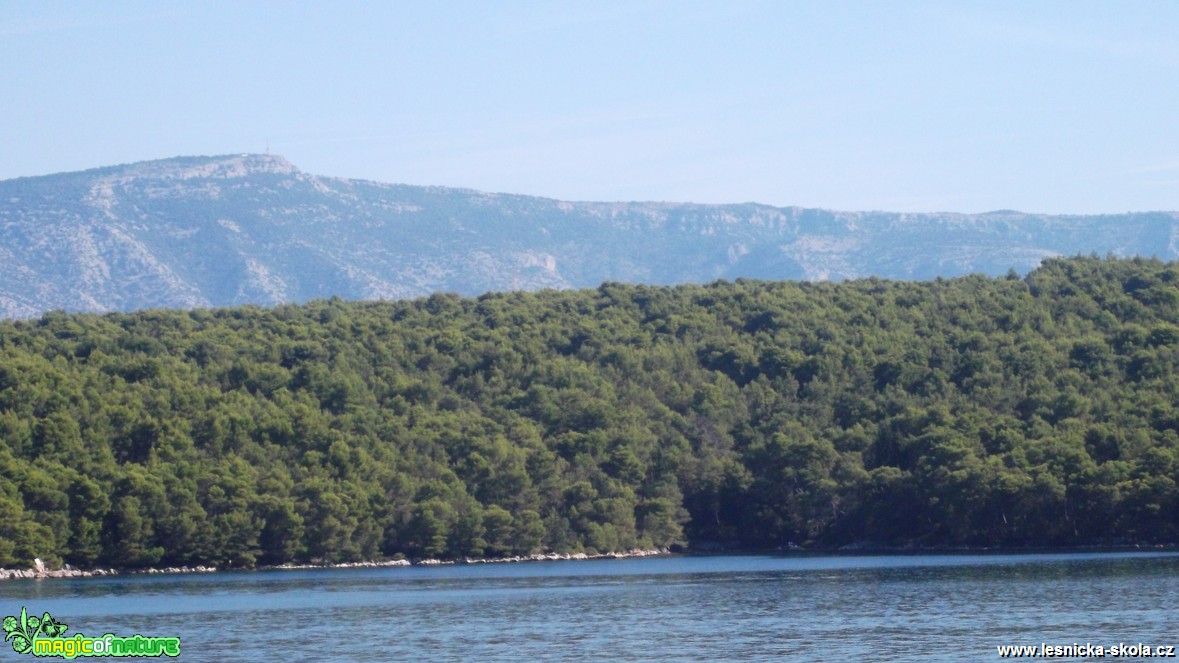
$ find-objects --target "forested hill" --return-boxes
[1,256,1178,569]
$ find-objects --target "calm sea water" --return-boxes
[2,552,1177,662]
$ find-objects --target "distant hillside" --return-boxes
[1,154,1176,318]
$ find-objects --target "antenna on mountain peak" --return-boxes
[266,138,270,155]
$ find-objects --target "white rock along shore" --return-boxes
[0,548,668,580]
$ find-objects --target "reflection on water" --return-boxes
[2,552,1177,662]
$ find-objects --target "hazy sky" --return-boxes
[3,1,1178,213]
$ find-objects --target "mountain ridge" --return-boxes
[2,154,1176,318]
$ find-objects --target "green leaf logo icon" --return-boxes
[3,608,33,653]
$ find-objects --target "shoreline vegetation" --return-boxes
[2,257,1179,571]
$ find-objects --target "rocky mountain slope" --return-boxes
[1,154,1176,318]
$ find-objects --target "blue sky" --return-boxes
[3,1,1177,213]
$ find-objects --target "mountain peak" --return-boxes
[109,154,299,181]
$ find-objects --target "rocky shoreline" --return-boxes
[0,548,669,581]
[0,566,120,580]
[263,548,668,570]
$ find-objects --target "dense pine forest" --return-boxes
[1,256,1177,569]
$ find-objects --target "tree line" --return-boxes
[0,256,1177,569]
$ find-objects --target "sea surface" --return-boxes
[2,552,1177,662]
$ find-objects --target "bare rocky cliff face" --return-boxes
[1,154,1176,318]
